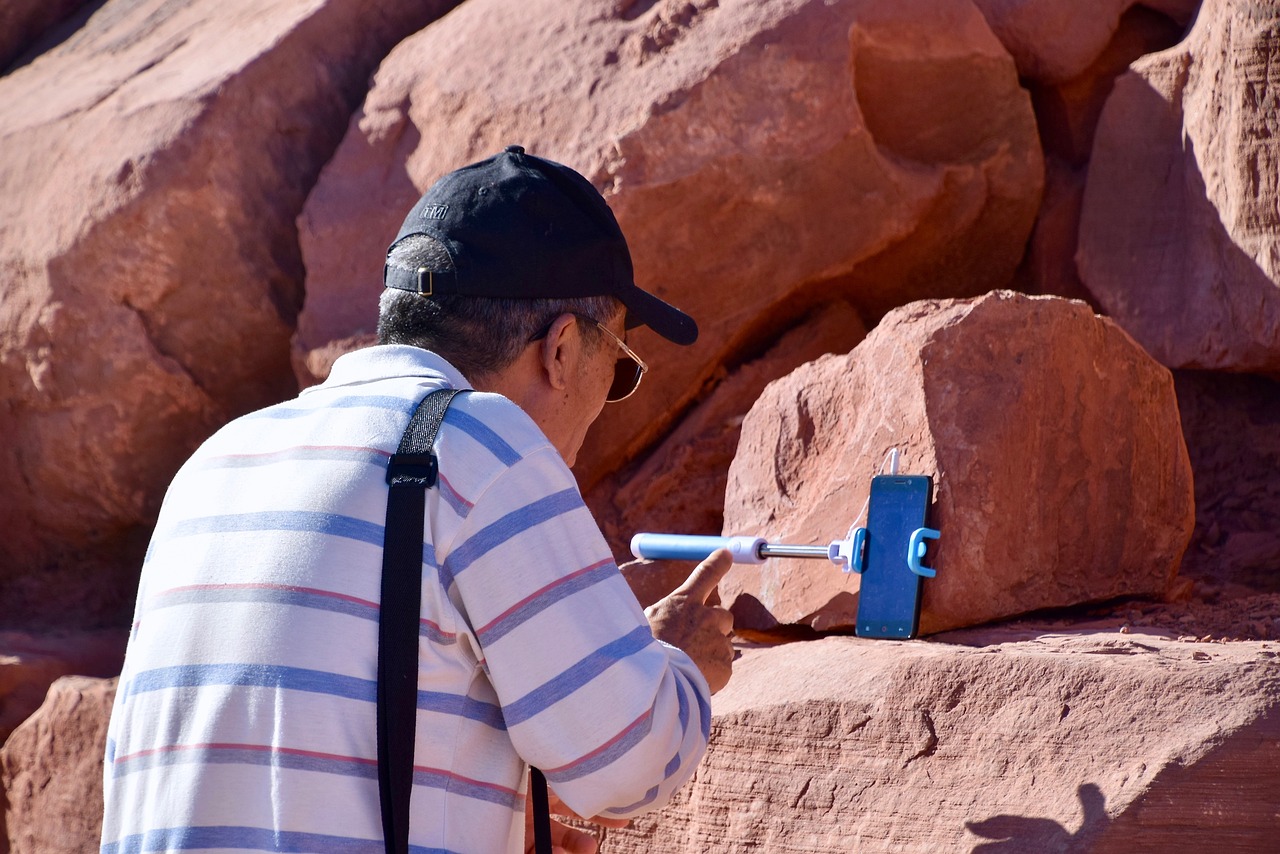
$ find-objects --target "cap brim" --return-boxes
[617,285,698,346]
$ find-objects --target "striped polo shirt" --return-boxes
[101,345,712,854]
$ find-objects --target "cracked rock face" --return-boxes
[0,675,117,854]
[971,0,1199,85]
[0,0,457,619]
[720,291,1195,634]
[295,0,1044,492]
[1078,0,1280,374]
[601,631,1280,853]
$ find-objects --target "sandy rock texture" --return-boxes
[1017,6,1189,305]
[601,632,1280,853]
[721,292,1194,633]
[588,301,867,557]
[0,631,126,746]
[1175,369,1280,592]
[296,0,1044,492]
[3,0,1279,850]
[1078,0,1280,374]
[0,0,460,622]
[0,0,87,70]
[1,676,116,854]
[972,0,1198,85]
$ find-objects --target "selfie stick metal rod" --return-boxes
[758,543,831,560]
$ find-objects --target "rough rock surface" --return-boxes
[296,0,1044,491]
[972,0,1198,85]
[1,676,116,854]
[600,632,1280,853]
[1078,0,1280,374]
[1018,8,1188,305]
[0,630,126,746]
[0,0,87,70]
[1028,6,1190,168]
[0,0,459,623]
[721,292,1194,633]
[1175,370,1280,593]
[586,301,867,560]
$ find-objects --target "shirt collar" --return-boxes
[304,344,473,394]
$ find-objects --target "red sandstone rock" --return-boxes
[296,0,1044,491]
[1028,6,1189,168]
[1018,9,1188,305]
[586,301,867,560]
[1078,0,1280,374]
[600,632,1280,853]
[1018,156,1095,305]
[1174,370,1280,593]
[0,0,86,70]
[972,0,1198,85]
[0,0,458,621]
[0,630,126,745]
[1,676,116,854]
[720,291,1194,634]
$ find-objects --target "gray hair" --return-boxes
[376,235,621,381]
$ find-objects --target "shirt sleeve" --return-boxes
[436,445,713,819]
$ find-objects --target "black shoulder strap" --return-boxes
[376,388,552,854]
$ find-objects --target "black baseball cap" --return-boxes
[383,145,698,346]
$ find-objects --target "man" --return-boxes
[101,145,734,854]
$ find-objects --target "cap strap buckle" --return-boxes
[416,268,433,296]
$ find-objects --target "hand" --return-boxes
[523,781,630,854]
[643,548,735,693]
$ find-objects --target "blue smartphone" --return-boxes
[856,474,933,639]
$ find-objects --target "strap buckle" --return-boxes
[386,451,438,487]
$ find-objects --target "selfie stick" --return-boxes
[632,452,943,576]
[630,530,870,574]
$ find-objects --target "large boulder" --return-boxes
[0,630,126,746]
[586,300,867,559]
[721,291,1194,634]
[1027,5,1190,168]
[1175,369,1280,593]
[1,676,116,854]
[295,0,1044,492]
[1078,0,1280,375]
[0,0,87,70]
[0,0,459,622]
[601,631,1280,853]
[1017,8,1189,304]
[972,0,1199,85]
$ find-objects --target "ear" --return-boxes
[537,313,582,393]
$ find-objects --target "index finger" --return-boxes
[672,548,735,604]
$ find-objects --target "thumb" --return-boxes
[672,548,734,604]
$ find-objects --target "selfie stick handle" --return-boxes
[630,533,852,566]
[629,534,769,564]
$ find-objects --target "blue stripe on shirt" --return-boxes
[412,768,521,810]
[144,585,455,645]
[245,394,416,421]
[111,745,517,810]
[158,512,386,549]
[502,625,654,726]
[443,408,522,466]
[605,784,661,816]
[475,560,615,646]
[542,710,654,785]
[101,825,464,854]
[124,664,375,704]
[111,743,378,781]
[122,665,504,729]
[442,488,583,581]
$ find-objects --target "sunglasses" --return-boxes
[530,313,648,402]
